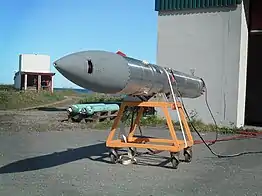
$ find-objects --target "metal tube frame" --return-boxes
[106,101,194,153]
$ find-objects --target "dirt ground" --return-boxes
[0,96,88,133]
[0,109,88,133]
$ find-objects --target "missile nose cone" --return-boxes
[53,56,94,79]
[53,59,64,73]
[53,50,130,94]
[53,56,74,74]
[53,52,89,89]
[53,61,60,72]
[53,61,59,68]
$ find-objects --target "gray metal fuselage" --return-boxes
[54,50,205,99]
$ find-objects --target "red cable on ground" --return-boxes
[237,130,262,136]
[194,130,262,145]
[141,130,262,155]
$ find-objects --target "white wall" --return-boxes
[156,4,247,128]
[19,54,51,73]
[237,1,249,127]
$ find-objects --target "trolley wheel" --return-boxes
[170,152,180,169]
[184,147,192,163]
[109,152,118,164]
[109,148,119,164]
[129,147,137,156]
[71,116,82,123]
[171,157,180,169]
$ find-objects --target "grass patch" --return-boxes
[0,84,85,110]
[77,93,240,133]
[78,93,124,104]
[94,115,167,130]
[184,119,239,134]
[78,93,166,129]
[0,84,16,91]
[53,89,87,97]
[0,90,64,110]
[94,117,240,134]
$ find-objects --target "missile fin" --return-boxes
[116,50,127,57]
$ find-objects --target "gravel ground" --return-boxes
[0,109,90,133]
[0,108,262,196]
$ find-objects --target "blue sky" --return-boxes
[0,0,158,88]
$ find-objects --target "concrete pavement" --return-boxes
[0,127,262,196]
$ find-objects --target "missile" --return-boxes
[53,50,205,99]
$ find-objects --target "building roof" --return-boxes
[155,0,242,11]
[15,71,55,76]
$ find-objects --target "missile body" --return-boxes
[54,50,205,99]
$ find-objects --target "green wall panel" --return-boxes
[155,0,243,11]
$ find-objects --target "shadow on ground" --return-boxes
[0,142,111,174]
[1,136,259,174]
[37,107,67,112]
[0,141,191,174]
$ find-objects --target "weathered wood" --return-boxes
[69,110,119,124]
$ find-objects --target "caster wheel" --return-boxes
[171,157,180,169]
[129,147,137,156]
[109,152,118,164]
[184,147,192,163]
[170,152,180,169]
[109,148,119,164]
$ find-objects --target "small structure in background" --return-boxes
[14,54,55,93]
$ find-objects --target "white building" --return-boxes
[14,54,55,92]
[155,0,261,128]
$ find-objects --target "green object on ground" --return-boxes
[67,103,105,115]
[67,103,120,116]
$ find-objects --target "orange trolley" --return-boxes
[106,100,193,169]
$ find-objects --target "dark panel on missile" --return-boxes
[155,0,242,11]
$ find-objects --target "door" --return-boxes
[245,0,262,126]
